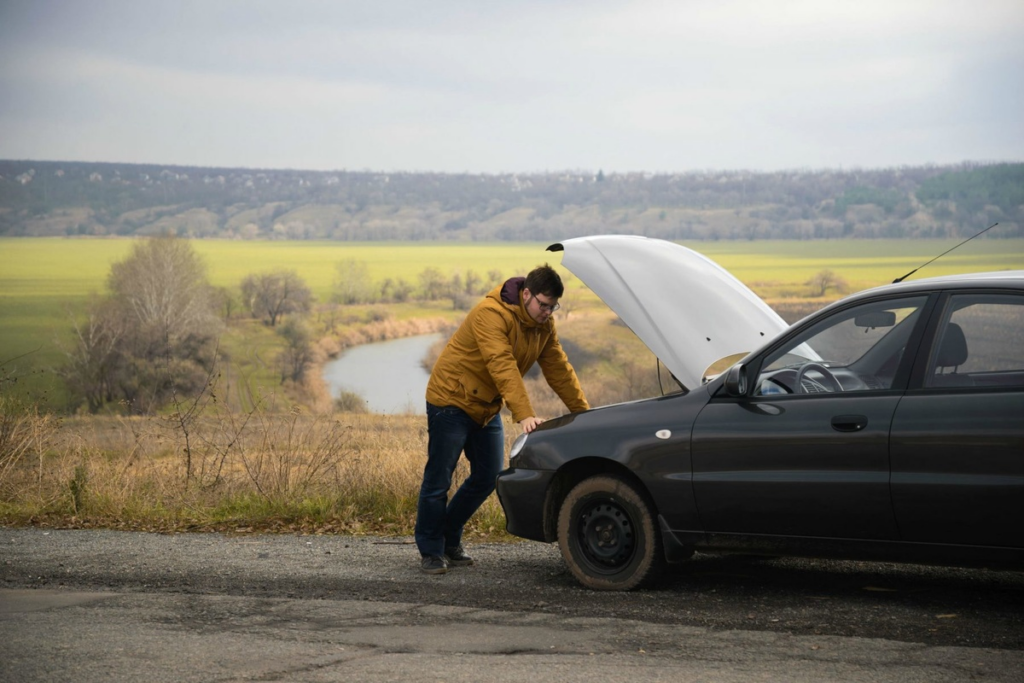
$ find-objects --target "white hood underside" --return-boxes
[550,235,789,391]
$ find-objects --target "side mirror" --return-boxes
[724,363,749,397]
[854,311,896,328]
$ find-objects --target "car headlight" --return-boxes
[509,432,528,459]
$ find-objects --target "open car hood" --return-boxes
[549,235,789,391]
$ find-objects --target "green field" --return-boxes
[704,239,1024,294]
[2,237,1022,408]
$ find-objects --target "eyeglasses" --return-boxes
[531,295,560,312]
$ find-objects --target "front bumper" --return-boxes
[495,467,556,542]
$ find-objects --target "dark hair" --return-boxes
[524,264,564,298]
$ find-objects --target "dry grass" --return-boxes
[0,397,513,540]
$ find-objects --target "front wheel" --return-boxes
[556,475,664,591]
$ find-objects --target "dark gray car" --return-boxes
[496,236,1024,590]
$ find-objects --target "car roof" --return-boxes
[852,270,1024,299]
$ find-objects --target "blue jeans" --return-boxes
[414,403,504,558]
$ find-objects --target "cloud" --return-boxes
[0,0,1021,171]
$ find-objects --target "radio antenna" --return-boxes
[893,223,999,283]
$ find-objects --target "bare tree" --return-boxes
[447,272,476,310]
[108,236,218,337]
[277,317,315,383]
[379,277,415,303]
[486,269,504,290]
[463,269,482,295]
[417,267,447,301]
[59,297,125,412]
[806,269,848,297]
[60,237,221,414]
[618,356,660,401]
[558,292,581,320]
[212,286,239,320]
[333,260,374,305]
[241,270,314,326]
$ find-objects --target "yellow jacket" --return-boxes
[425,280,589,425]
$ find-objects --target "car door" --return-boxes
[890,291,1024,548]
[691,295,930,541]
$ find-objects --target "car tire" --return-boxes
[557,475,664,591]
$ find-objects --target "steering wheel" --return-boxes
[795,362,842,394]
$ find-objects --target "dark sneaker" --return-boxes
[444,545,474,567]
[420,555,448,575]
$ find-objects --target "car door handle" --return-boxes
[831,414,867,432]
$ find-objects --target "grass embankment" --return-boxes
[0,407,512,539]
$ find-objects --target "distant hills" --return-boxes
[1,159,1021,241]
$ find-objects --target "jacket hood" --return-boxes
[489,277,541,328]
[548,235,789,390]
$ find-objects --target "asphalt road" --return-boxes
[2,528,1022,682]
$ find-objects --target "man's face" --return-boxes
[523,288,560,324]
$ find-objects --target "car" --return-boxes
[495,235,1024,590]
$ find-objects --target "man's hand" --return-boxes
[519,416,545,434]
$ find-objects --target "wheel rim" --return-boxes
[574,499,636,573]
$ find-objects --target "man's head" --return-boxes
[523,264,563,324]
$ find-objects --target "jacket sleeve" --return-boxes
[471,307,536,422]
[537,327,590,413]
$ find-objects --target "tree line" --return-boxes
[3,160,1021,241]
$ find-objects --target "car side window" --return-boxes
[928,294,1024,388]
[755,296,927,396]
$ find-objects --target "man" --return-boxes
[415,264,590,574]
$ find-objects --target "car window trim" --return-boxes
[908,288,1024,392]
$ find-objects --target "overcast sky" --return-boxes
[1,0,1022,174]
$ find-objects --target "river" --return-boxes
[322,333,443,414]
